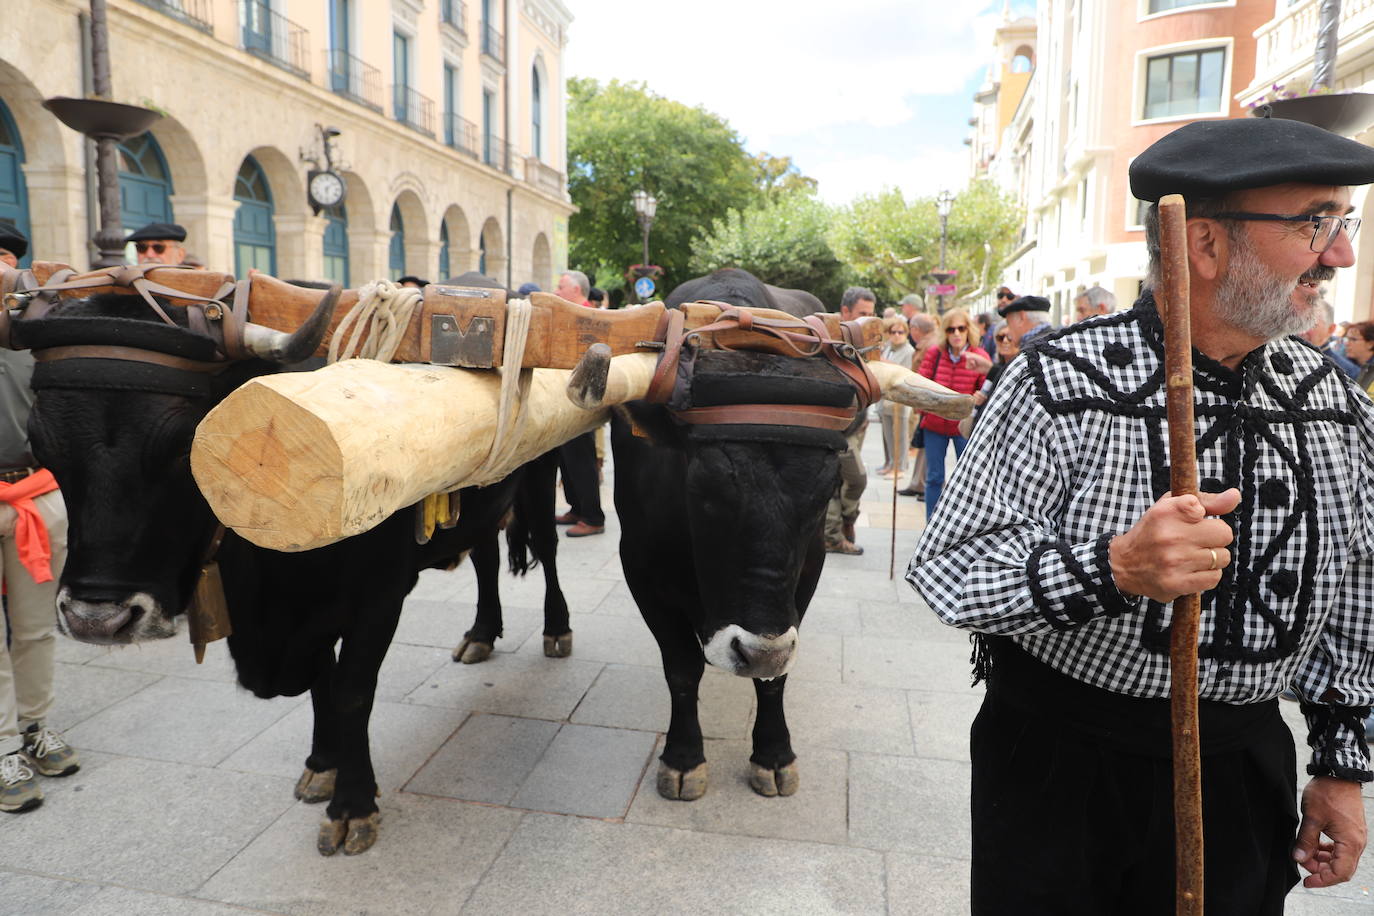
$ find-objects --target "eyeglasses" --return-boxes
[995,333,1010,342]
[134,242,171,254]
[946,325,968,334]
[996,292,1015,300]
[1213,211,1362,253]
[888,329,907,335]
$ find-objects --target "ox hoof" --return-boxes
[656,761,708,801]
[749,761,800,798]
[543,632,573,658]
[452,635,494,664]
[317,811,382,856]
[294,767,336,803]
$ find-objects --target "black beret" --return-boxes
[0,226,27,259]
[998,294,1050,317]
[124,222,187,244]
[397,276,429,287]
[1129,116,1374,203]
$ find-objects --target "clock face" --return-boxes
[309,171,346,208]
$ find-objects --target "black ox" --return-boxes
[17,275,571,855]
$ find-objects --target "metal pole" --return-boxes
[88,0,129,268]
[641,218,650,268]
[938,213,948,313]
[1313,0,1342,91]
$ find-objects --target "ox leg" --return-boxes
[295,651,340,804]
[452,531,502,664]
[524,454,572,657]
[651,623,709,801]
[317,626,396,857]
[748,674,799,797]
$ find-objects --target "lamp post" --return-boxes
[932,189,956,314]
[632,188,657,268]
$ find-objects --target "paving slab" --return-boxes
[569,663,753,739]
[45,661,161,731]
[786,680,915,756]
[406,713,559,804]
[405,652,603,719]
[197,794,523,916]
[394,596,541,654]
[848,753,972,857]
[373,641,455,702]
[0,871,104,915]
[509,723,657,818]
[73,886,267,915]
[0,756,294,896]
[908,689,981,763]
[588,579,644,618]
[65,675,301,767]
[80,633,239,682]
[1285,891,1374,913]
[861,597,965,644]
[788,629,843,685]
[627,736,850,846]
[795,595,864,636]
[516,611,663,667]
[462,812,887,915]
[886,852,971,916]
[842,634,981,694]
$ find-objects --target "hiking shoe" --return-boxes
[825,538,864,556]
[0,752,42,813]
[22,724,80,777]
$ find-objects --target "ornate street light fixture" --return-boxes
[632,188,658,268]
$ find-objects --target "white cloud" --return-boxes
[808,146,973,205]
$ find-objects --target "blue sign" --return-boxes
[634,276,656,299]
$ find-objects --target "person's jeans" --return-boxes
[924,430,967,520]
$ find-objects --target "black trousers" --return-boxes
[556,431,603,526]
[970,643,1299,915]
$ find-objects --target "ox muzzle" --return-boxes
[701,624,798,679]
[56,587,178,644]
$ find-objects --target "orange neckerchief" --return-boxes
[0,469,59,583]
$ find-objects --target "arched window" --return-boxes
[478,232,486,276]
[439,220,450,279]
[389,203,405,280]
[531,64,543,160]
[323,202,349,286]
[233,155,275,274]
[118,133,175,242]
[1011,47,1033,74]
[0,98,32,267]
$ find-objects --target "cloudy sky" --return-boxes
[563,0,1036,205]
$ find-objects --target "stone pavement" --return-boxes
[2,429,1373,914]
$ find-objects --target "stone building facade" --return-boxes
[0,0,574,289]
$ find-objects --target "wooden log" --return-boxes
[190,356,656,552]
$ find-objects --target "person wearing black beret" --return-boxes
[909,114,1374,913]
[0,227,27,269]
[124,222,188,266]
[996,293,1054,351]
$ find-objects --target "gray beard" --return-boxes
[1213,235,1315,341]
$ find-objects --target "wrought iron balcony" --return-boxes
[445,114,480,159]
[240,0,309,79]
[441,0,467,35]
[393,85,436,137]
[132,0,213,33]
[525,157,564,195]
[326,49,384,112]
[481,24,504,64]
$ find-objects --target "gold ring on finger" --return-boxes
[1208,548,1218,571]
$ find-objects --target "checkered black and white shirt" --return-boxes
[907,297,1374,781]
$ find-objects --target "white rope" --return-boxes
[326,279,422,364]
[468,298,534,487]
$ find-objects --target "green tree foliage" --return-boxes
[751,153,818,202]
[689,190,852,308]
[830,180,1024,306]
[567,78,759,293]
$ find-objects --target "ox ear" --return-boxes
[867,360,975,420]
[241,285,341,364]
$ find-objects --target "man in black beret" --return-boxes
[909,114,1374,913]
[997,293,1054,350]
[0,227,27,269]
[124,222,188,266]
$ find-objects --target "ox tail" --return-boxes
[505,449,560,577]
[504,509,539,576]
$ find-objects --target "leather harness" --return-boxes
[645,303,882,432]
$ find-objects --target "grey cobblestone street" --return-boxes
[1,431,1373,914]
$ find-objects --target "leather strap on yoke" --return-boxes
[673,404,858,431]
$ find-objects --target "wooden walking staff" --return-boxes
[1157,193,1204,914]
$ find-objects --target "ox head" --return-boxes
[20,286,338,644]
[570,338,972,680]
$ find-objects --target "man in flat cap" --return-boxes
[997,293,1054,351]
[0,227,27,269]
[124,222,188,266]
[909,115,1374,913]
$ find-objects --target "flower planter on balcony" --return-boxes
[1253,92,1374,137]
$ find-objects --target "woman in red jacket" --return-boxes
[916,307,988,519]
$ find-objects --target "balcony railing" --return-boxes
[240,0,310,79]
[526,157,564,195]
[1251,0,1374,93]
[393,85,436,137]
[482,133,513,171]
[481,24,504,64]
[445,114,480,158]
[441,0,467,35]
[326,48,384,112]
[132,0,213,32]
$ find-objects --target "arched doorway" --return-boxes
[323,202,349,286]
[438,220,450,279]
[389,203,405,279]
[233,155,275,274]
[118,133,174,239]
[0,97,31,267]
[531,232,551,290]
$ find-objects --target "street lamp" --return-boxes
[632,188,657,268]
[932,189,956,313]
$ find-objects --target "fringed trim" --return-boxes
[970,633,992,687]
[1302,702,1374,782]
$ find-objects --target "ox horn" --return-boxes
[867,360,975,420]
[566,344,659,409]
[240,284,341,364]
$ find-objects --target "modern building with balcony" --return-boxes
[985,0,1270,321]
[0,0,573,288]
